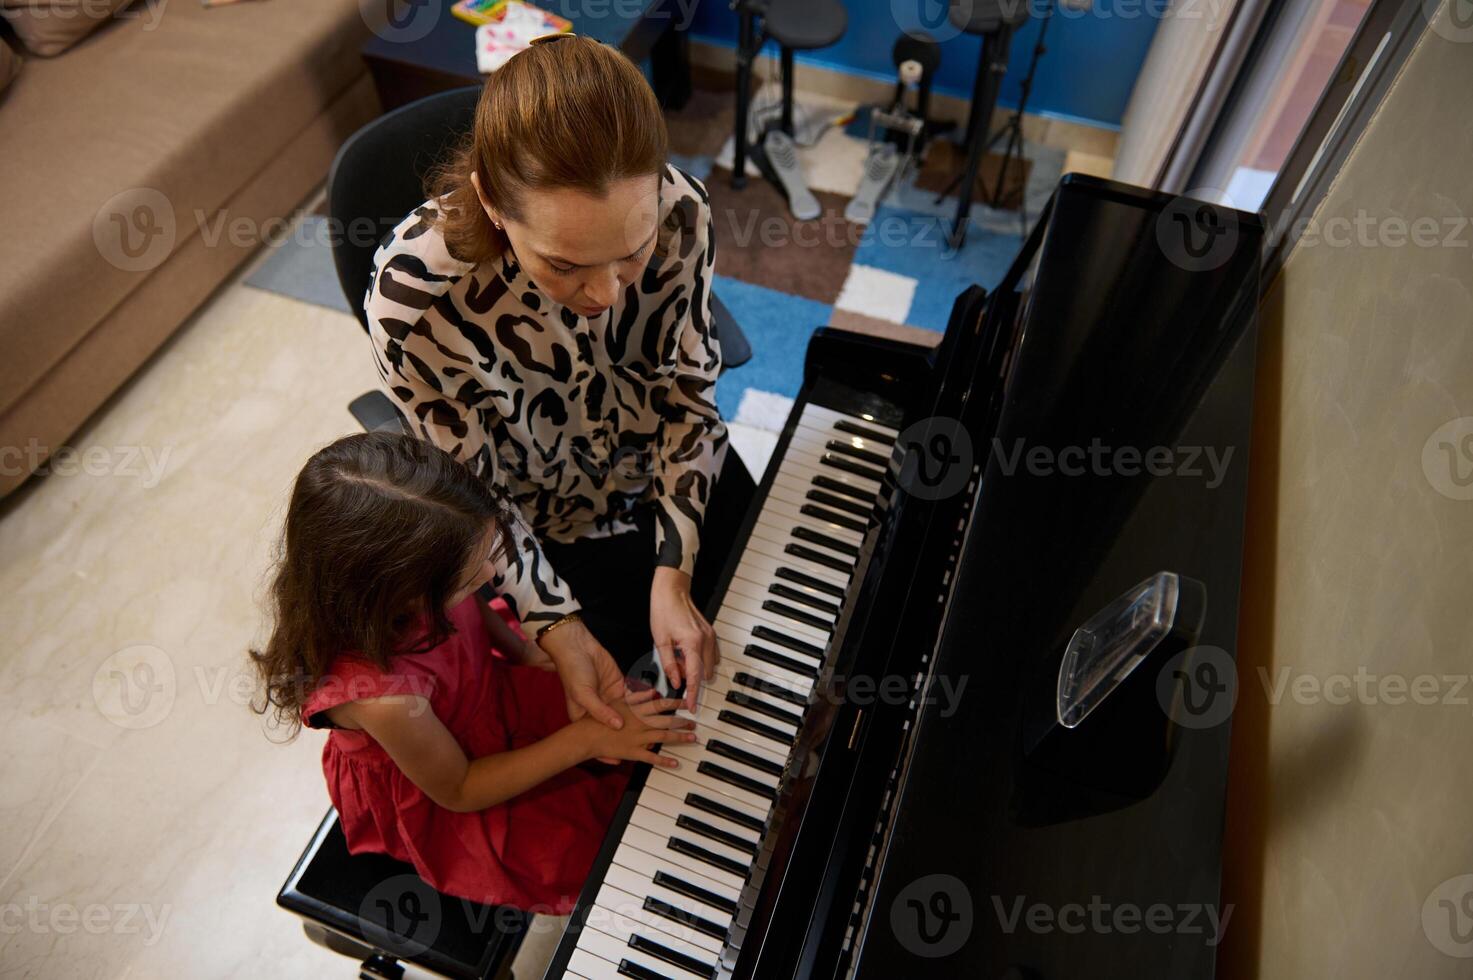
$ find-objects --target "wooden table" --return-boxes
[361,0,692,112]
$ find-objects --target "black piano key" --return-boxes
[717,709,796,747]
[799,503,868,534]
[695,762,778,802]
[825,439,890,468]
[811,474,877,505]
[617,958,672,980]
[652,870,739,916]
[734,671,808,707]
[742,643,818,678]
[708,739,785,778]
[676,813,759,855]
[752,624,825,660]
[785,543,855,575]
[774,566,847,600]
[820,452,885,483]
[684,792,766,835]
[761,598,833,632]
[628,932,717,979]
[806,488,872,519]
[833,419,896,446]
[670,832,756,877]
[791,525,861,559]
[727,690,803,728]
[643,896,729,941]
[769,583,840,617]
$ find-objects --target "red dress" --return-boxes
[301,596,629,913]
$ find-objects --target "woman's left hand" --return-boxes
[650,567,719,712]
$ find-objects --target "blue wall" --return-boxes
[688,2,1162,130]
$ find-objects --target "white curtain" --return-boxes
[1113,0,1269,190]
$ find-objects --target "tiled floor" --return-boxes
[0,74,1109,979]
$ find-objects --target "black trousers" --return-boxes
[539,451,757,677]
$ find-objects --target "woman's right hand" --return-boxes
[575,689,697,768]
[538,617,629,730]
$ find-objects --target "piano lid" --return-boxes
[852,176,1263,979]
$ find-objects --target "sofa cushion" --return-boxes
[0,0,132,57]
[0,0,373,417]
[0,34,20,90]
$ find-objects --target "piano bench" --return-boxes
[278,809,530,979]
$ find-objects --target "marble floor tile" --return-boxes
[0,242,386,978]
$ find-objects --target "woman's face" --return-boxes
[481,174,661,318]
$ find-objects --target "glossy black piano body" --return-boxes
[545,174,1264,980]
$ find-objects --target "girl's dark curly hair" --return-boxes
[251,431,515,735]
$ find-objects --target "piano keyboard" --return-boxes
[561,402,900,980]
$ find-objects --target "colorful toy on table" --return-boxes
[462,0,574,73]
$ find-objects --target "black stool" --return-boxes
[278,809,529,979]
[938,0,1031,247]
[730,0,847,188]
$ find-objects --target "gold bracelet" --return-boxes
[535,611,583,641]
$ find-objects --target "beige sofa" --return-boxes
[0,0,380,496]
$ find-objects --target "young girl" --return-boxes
[252,432,694,912]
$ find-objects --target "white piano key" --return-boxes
[754,504,866,551]
[748,522,858,576]
[752,512,861,559]
[658,743,779,808]
[710,626,819,692]
[785,426,893,467]
[609,836,744,904]
[728,542,850,590]
[757,493,867,543]
[784,425,891,465]
[724,573,839,626]
[799,402,900,436]
[698,663,810,710]
[754,498,866,551]
[628,807,758,874]
[707,692,806,740]
[678,701,796,756]
[593,881,726,954]
[574,921,714,980]
[718,590,833,646]
[620,824,748,891]
[717,609,829,658]
[642,768,770,834]
[567,949,622,980]
[774,454,883,498]
[731,557,846,608]
[603,862,735,931]
[769,468,876,518]
[636,785,761,847]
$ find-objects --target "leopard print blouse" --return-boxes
[365,165,727,630]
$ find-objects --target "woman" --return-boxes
[365,35,749,727]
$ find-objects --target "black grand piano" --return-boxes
[544,175,1264,980]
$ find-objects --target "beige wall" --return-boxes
[1220,5,1473,977]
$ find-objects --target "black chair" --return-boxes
[730,0,848,187]
[936,0,1031,247]
[278,809,529,979]
[325,86,751,432]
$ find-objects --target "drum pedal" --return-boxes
[763,129,821,221]
[844,143,901,225]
